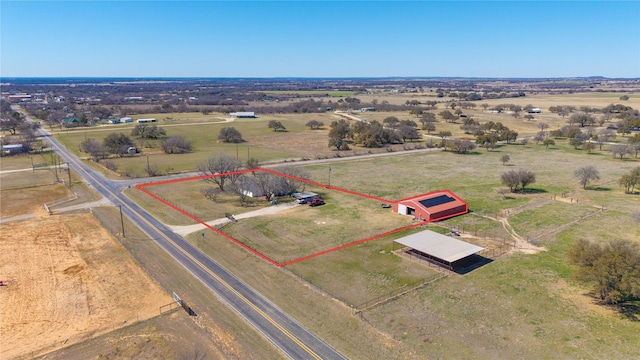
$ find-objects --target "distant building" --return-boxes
[3,144,27,155]
[528,108,542,114]
[360,107,376,112]
[120,117,133,123]
[108,118,120,124]
[229,112,256,118]
[63,117,80,126]
[136,118,156,123]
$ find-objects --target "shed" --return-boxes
[394,229,484,271]
[229,112,256,118]
[3,144,27,154]
[120,117,133,123]
[394,190,468,222]
[292,191,318,201]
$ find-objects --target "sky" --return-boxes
[1,1,639,78]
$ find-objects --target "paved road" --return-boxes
[17,107,346,360]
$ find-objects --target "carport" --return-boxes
[394,229,484,271]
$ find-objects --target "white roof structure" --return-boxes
[395,229,484,263]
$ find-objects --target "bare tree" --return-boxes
[201,186,223,202]
[500,154,510,166]
[574,165,600,189]
[161,135,193,154]
[501,170,520,192]
[596,129,616,150]
[198,154,243,191]
[610,144,634,159]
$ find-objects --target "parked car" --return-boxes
[297,197,310,204]
[308,197,325,207]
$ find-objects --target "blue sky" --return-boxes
[1,1,639,78]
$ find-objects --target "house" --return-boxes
[63,117,80,126]
[528,108,542,114]
[238,176,264,197]
[359,107,376,112]
[108,118,120,124]
[394,190,468,222]
[136,118,156,123]
[120,117,133,123]
[229,112,256,118]
[2,144,27,155]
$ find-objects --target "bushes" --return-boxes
[569,239,640,304]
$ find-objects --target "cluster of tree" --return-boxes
[305,120,324,129]
[351,120,403,148]
[500,169,536,192]
[569,239,640,304]
[441,139,476,154]
[198,153,309,206]
[618,167,640,194]
[464,120,518,146]
[218,127,244,143]
[161,136,193,154]
[0,108,41,152]
[267,120,286,132]
[131,123,166,139]
[546,103,640,134]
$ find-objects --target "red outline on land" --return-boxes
[136,168,466,267]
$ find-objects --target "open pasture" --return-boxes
[134,133,640,359]
[222,184,412,264]
[135,168,416,265]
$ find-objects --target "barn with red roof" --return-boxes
[393,190,468,222]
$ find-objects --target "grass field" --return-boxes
[124,127,640,357]
[19,91,640,359]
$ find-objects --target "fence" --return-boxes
[353,273,446,313]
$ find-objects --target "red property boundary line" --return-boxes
[136,168,460,267]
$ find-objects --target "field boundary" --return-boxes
[136,167,444,266]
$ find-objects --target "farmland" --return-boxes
[3,81,640,359]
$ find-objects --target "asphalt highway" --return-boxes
[22,112,347,359]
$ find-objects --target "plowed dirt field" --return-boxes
[0,213,170,359]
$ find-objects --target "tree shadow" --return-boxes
[611,301,640,321]
[519,188,548,194]
[592,187,612,191]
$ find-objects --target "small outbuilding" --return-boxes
[229,112,256,118]
[120,117,133,123]
[292,191,319,201]
[394,229,484,271]
[3,144,27,155]
[394,190,468,222]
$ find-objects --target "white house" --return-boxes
[120,117,133,123]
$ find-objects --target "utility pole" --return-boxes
[328,167,332,187]
[118,205,126,238]
[146,154,150,176]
